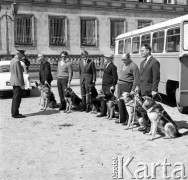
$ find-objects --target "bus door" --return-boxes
[177,20,188,113]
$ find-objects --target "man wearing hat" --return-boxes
[79,51,96,112]
[97,54,118,117]
[10,50,26,118]
[38,54,53,86]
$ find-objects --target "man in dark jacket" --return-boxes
[79,51,96,112]
[97,54,118,117]
[136,44,160,133]
[38,54,53,86]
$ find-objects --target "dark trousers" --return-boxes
[57,78,68,108]
[80,81,90,110]
[99,84,113,115]
[11,86,22,117]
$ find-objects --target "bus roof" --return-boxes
[116,14,188,40]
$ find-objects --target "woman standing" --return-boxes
[57,51,73,110]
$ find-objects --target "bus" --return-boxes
[114,14,188,113]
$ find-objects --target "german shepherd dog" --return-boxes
[142,97,182,141]
[121,92,144,130]
[64,87,82,113]
[35,82,50,110]
[88,84,101,113]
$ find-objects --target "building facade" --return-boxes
[0,0,188,57]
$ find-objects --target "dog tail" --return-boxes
[176,131,182,137]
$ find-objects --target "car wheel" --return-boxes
[175,87,188,114]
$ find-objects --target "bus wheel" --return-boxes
[175,88,188,114]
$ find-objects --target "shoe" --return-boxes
[115,120,121,124]
[79,108,86,112]
[143,128,150,134]
[12,114,26,118]
[86,108,91,113]
[138,127,146,132]
[97,113,106,117]
[122,122,128,126]
[59,107,66,111]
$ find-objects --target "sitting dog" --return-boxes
[121,92,144,130]
[142,97,182,141]
[35,82,50,110]
[64,87,82,113]
[88,84,101,113]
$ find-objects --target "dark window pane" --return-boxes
[118,40,124,54]
[49,17,66,46]
[111,20,124,46]
[152,31,164,53]
[141,34,151,47]
[81,19,96,46]
[138,20,152,29]
[132,36,140,54]
[124,38,131,53]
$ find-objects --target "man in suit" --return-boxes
[136,44,160,133]
[97,54,118,117]
[38,54,53,86]
[79,51,96,112]
[10,50,26,118]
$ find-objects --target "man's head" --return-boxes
[38,54,45,63]
[104,54,113,64]
[16,50,25,60]
[140,44,151,58]
[60,51,68,62]
[81,51,89,60]
[121,53,130,65]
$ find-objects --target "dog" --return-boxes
[88,84,101,114]
[121,92,144,130]
[35,82,50,110]
[64,87,82,113]
[142,97,182,141]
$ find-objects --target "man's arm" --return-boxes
[132,64,140,91]
[68,62,73,82]
[44,62,52,82]
[92,61,96,82]
[15,61,25,87]
[112,65,118,87]
[152,61,160,92]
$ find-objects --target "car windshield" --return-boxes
[0,65,10,73]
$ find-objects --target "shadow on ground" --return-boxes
[26,109,60,117]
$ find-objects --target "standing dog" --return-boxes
[64,87,82,113]
[121,92,144,130]
[35,82,50,110]
[142,97,182,141]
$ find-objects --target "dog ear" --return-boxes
[35,81,38,87]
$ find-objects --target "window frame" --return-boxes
[80,17,98,47]
[132,36,140,54]
[110,18,126,47]
[48,15,68,47]
[137,19,153,29]
[14,14,35,46]
[152,30,165,53]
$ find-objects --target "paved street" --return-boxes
[0,84,188,180]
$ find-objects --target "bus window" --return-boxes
[132,36,140,54]
[118,40,124,54]
[141,33,151,47]
[183,21,188,50]
[152,31,164,53]
[166,27,180,52]
[124,38,131,53]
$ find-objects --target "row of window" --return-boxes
[118,27,180,54]
[14,14,152,47]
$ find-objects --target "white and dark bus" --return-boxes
[114,14,188,113]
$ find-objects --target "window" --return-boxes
[183,21,188,51]
[111,19,125,46]
[138,20,152,29]
[166,27,180,52]
[141,33,151,47]
[49,16,67,46]
[81,18,97,46]
[124,38,131,53]
[139,0,151,2]
[14,15,34,46]
[118,40,124,54]
[132,36,140,54]
[164,0,175,4]
[152,31,165,53]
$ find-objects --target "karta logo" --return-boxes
[112,157,187,179]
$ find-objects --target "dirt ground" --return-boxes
[0,85,188,180]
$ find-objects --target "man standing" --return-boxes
[137,44,160,133]
[116,53,140,124]
[79,51,96,112]
[38,54,53,86]
[97,54,118,117]
[10,50,26,118]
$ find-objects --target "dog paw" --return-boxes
[146,132,152,135]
